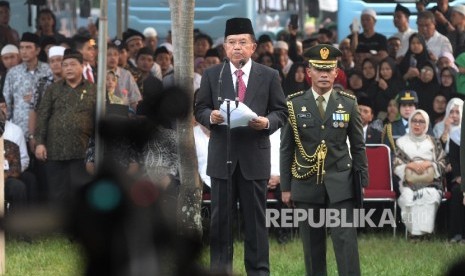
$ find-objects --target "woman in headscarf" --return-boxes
[431,93,448,128]
[433,98,464,242]
[394,109,446,240]
[407,61,440,116]
[373,57,405,120]
[438,67,458,101]
[437,52,458,72]
[281,62,310,97]
[398,33,434,85]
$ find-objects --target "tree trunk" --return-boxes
[169,0,203,238]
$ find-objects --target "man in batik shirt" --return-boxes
[3,32,52,140]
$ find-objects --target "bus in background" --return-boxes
[337,0,465,42]
[107,0,304,41]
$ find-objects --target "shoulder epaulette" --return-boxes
[337,90,356,100]
[287,90,305,100]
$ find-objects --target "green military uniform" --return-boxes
[280,44,368,276]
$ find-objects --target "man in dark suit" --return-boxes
[280,44,368,276]
[357,95,382,144]
[195,18,288,275]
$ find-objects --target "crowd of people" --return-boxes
[0,0,464,262]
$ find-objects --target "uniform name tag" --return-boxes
[297,113,312,118]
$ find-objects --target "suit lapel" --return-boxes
[244,62,260,106]
[223,65,236,100]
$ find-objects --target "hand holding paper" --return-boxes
[219,101,258,128]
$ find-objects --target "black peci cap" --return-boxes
[224,17,255,38]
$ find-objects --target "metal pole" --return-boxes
[116,0,122,38]
[95,0,108,171]
[299,0,306,36]
[124,0,129,31]
[0,136,4,275]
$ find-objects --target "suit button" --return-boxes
[321,125,325,130]
[303,124,307,128]
[347,164,351,167]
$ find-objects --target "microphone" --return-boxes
[235,59,246,107]
[217,58,229,104]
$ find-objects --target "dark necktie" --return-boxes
[317,95,325,119]
[235,69,246,102]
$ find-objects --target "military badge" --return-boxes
[320,47,329,60]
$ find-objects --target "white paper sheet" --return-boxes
[219,101,258,128]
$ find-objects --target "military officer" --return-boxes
[280,44,368,276]
[382,90,419,154]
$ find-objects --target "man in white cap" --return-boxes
[28,45,66,152]
[349,8,388,63]
[274,40,293,76]
[1,44,20,70]
[447,5,465,53]
[143,27,158,52]
[1,44,20,94]
[47,46,66,81]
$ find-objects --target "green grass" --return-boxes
[5,235,84,276]
[199,232,465,276]
[1,232,464,275]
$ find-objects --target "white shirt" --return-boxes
[193,124,211,187]
[402,118,409,134]
[270,128,280,176]
[311,88,331,111]
[394,27,416,58]
[363,125,368,142]
[425,31,453,59]
[230,58,252,93]
[4,120,29,172]
[83,64,94,83]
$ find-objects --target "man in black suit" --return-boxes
[195,18,288,275]
[357,95,382,144]
[281,44,368,276]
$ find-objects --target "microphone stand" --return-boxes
[225,59,245,272]
[217,58,233,272]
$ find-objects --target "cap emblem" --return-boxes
[320,47,329,60]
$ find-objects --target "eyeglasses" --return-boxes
[421,68,433,73]
[411,119,426,125]
[226,40,252,47]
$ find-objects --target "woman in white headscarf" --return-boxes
[394,109,446,240]
[433,98,464,242]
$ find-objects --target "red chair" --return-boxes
[364,144,397,236]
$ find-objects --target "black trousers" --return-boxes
[5,177,27,212]
[449,184,465,238]
[45,159,90,206]
[210,166,269,276]
[296,199,361,276]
